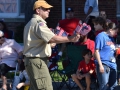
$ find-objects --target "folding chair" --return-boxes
[48,44,65,89]
[7,62,19,90]
[57,44,87,90]
[49,61,66,90]
[8,62,19,76]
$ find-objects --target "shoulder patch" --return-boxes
[39,22,44,26]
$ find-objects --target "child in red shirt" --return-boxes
[72,49,96,90]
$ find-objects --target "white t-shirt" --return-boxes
[84,0,99,14]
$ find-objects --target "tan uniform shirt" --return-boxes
[23,14,55,57]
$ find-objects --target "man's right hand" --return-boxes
[69,33,80,42]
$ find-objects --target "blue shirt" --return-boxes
[95,32,116,69]
[84,0,99,14]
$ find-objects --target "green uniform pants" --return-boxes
[24,57,53,90]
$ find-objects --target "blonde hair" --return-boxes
[105,22,117,31]
[0,30,4,36]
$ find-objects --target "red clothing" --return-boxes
[4,32,9,38]
[116,48,120,55]
[78,60,96,77]
[75,39,95,54]
[59,18,79,35]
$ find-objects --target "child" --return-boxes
[92,17,106,36]
[12,60,30,90]
[71,49,96,90]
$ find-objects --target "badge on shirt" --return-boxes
[39,22,44,26]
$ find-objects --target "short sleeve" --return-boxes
[35,22,55,43]
[90,60,96,70]
[95,34,104,50]
[11,40,23,53]
[89,0,95,7]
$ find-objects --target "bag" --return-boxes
[24,85,29,90]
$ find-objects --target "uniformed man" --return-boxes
[23,0,80,90]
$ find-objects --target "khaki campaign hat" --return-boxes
[33,0,53,10]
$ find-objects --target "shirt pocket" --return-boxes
[36,77,47,89]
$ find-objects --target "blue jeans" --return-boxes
[96,64,117,90]
[12,76,20,90]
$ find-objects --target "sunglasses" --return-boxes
[40,7,50,11]
[0,36,4,39]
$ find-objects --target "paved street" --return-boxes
[52,82,120,90]
[0,79,120,90]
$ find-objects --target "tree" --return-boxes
[25,0,36,24]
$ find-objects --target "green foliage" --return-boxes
[6,72,19,79]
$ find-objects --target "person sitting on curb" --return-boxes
[72,49,96,90]
[12,59,30,90]
[0,30,23,90]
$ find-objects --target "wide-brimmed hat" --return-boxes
[33,0,53,10]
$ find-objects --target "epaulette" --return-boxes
[37,20,42,23]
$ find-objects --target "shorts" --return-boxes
[0,63,15,76]
[24,57,53,90]
[79,70,96,79]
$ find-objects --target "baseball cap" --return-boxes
[66,7,74,13]
[33,0,53,10]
